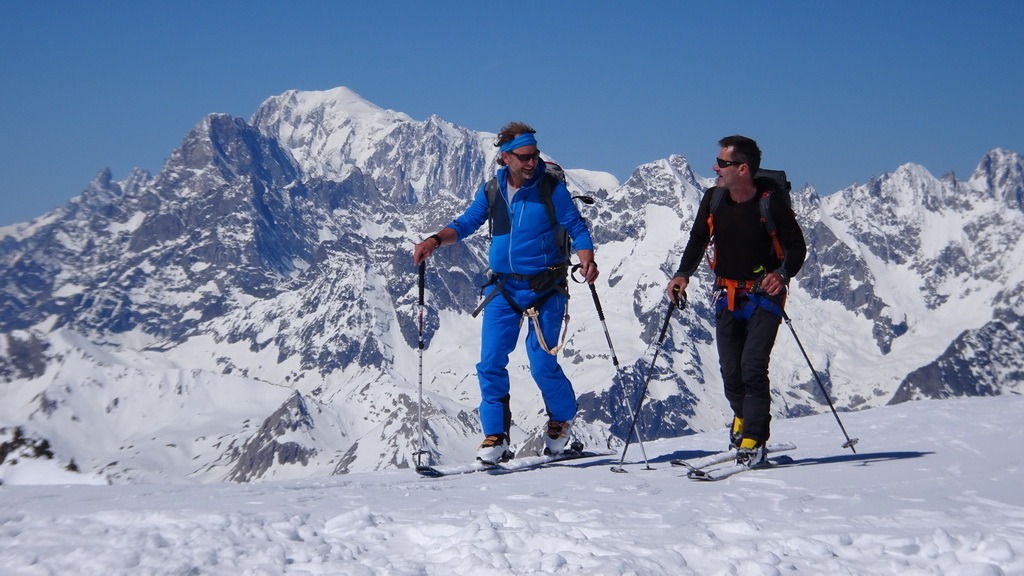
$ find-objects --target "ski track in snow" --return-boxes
[2,397,1023,575]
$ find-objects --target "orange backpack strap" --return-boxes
[705,188,728,271]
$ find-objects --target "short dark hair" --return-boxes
[495,122,536,166]
[718,135,761,175]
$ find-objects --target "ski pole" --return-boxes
[611,287,686,473]
[586,281,653,470]
[413,261,432,467]
[781,307,859,453]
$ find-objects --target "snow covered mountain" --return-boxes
[1,87,1022,483]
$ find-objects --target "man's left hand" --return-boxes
[760,272,785,296]
[575,249,599,284]
[577,260,599,284]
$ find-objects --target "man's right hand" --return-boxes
[413,237,439,265]
[665,276,688,303]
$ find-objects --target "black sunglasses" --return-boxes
[507,150,541,162]
[716,157,744,168]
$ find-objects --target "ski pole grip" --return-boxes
[570,263,587,284]
[675,287,688,310]
[588,283,606,321]
[418,262,425,305]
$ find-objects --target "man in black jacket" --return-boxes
[665,135,806,468]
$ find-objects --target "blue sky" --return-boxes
[2,1,1021,226]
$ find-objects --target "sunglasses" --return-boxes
[716,157,744,168]
[507,150,541,162]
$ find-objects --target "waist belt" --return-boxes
[500,272,535,282]
[471,270,568,318]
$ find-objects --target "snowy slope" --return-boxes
[2,396,1022,575]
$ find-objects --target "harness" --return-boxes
[714,277,760,313]
[713,268,786,321]
[471,265,571,355]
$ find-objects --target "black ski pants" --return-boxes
[715,301,782,444]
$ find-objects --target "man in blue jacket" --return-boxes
[413,122,599,464]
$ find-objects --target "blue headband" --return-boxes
[499,133,537,153]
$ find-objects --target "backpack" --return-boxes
[484,161,571,264]
[707,168,792,262]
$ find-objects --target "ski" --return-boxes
[415,460,494,477]
[486,450,614,475]
[687,452,795,481]
[415,450,613,478]
[670,442,796,472]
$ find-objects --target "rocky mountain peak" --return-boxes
[971,148,1024,210]
[1,87,1021,483]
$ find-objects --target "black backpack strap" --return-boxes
[752,168,791,243]
[754,169,790,263]
[708,186,727,216]
[758,192,776,235]
[539,168,573,264]
[485,177,500,238]
[758,191,785,261]
[537,172,559,229]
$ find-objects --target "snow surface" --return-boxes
[2,396,1022,575]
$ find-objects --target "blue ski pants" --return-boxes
[476,276,577,436]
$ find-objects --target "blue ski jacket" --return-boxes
[447,162,594,276]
